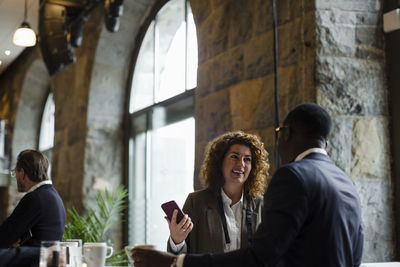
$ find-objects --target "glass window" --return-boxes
[128,0,197,250]
[38,92,55,162]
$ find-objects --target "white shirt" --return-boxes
[27,180,52,193]
[294,148,327,162]
[170,189,243,254]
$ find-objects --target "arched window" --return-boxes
[38,92,55,163]
[128,0,197,249]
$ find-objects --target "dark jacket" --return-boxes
[0,184,66,248]
[168,188,264,254]
[184,153,364,267]
[0,247,40,267]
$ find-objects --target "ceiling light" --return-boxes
[13,0,36,47]
[5,50,11,56]
[13,22,36,47]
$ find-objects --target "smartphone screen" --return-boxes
[161,200,184,224]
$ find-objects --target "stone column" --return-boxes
[316,0,394,261]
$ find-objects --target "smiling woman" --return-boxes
[166,131,270,255]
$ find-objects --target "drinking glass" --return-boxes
[39,240,65,267]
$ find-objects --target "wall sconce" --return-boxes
[13,0,37,47]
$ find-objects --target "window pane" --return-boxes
[130,22,155,113]
[186,4,198,89]
[39,93,55,151]
[155,0,186,102]
[148,117,194,250]
[129,131,148,245]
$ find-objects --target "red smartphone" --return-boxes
[161,200,184,224]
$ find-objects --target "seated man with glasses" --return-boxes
[0,150,66,248]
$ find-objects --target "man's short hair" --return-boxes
[16,150,49,182]
[284,103,332,140]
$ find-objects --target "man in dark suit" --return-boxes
[132,103,364,267]
[0,149,66,248]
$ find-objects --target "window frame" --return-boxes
[126,0,197,247]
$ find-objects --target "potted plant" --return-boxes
[63,185,129,265]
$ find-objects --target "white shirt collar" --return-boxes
[27,180,52,193]
[294,148,327,162]
[221,188,244,206]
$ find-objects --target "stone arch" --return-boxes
[12,58,50,163]
[82,0,159,199]
[8,57,50,212]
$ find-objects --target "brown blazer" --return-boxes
[167,188,264,254]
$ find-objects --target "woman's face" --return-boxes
[222,144,252,187]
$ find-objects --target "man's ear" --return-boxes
[20,168,26,180]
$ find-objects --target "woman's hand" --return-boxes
[166,209,193,244]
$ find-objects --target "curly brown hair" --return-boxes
[200,131,270,198]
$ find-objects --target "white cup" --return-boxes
[83,242,113,267]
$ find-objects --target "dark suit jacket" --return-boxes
[0,184,66,248]
[0,247,40,267]
[167,188,263,254]
[184,153,364,267]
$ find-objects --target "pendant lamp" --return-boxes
[13,0,36,47]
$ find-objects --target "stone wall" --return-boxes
[190,0,317,187]
[315,0,394,261]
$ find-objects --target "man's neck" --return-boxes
[24,181,39,192]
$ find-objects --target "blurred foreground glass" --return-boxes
[39,240,65,267]
[61,239,82,267]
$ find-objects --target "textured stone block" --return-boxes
[317,9,357,25]
[355,26,384,60]
[195,90,232,142]
[356,26,383,49]
[196,16,210,64]
[317,57,387,115]
[354,178,395,261]
[196,61,213,97]
[254,74,275,129]
[228,0,253,47]
[207,5,229,58]
[327,116,352,174]
[278,17,304,67]
[316,0,381,12]
[351,117,390,179]
[212,47,244,90]
[212,0,224,9]
[316,24,356,57]
[355,12,380,25]
[254,0,272,35]
[229,78,263,130]
[244,31,274,80]
[189,0,212,26]
[89,63,126,121]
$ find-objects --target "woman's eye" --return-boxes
[244,158,252,162]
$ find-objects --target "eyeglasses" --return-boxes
[10,169,16,178]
